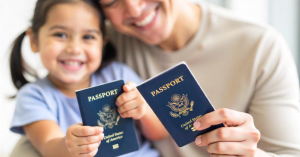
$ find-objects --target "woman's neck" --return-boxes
[49,75,91,98]
[158,1,201,52]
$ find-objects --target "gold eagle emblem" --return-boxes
[97,105,120,129]
[167,94,194,118]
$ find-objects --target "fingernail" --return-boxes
[100,133,104,137]
[194,121,201,129]
[99,127,104,132]
[125,85,130,90]
[196,136,202,145]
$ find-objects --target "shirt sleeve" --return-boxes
[249,29,300,156]
[10,84,57,135]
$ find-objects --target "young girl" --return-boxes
[9,0,167,157]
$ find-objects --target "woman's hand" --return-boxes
[65,124,104,157]
[116,82,148,120]
[193,108,260,157]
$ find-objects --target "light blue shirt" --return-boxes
[10,62,159,157]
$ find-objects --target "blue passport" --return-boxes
[137,62,224,147]
[76,80,139,157]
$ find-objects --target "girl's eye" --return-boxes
[101,0,118,8]
[83,35,95,40]
[53,32,67,38]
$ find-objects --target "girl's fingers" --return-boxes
[118,100,139,114]
[72,126,103,137]
[79,147,99,157]
[77,133,104,145]
[207,142,255,156]
[121,107,144,119]
[116,90,138,107]
[193,108,252,131]
[123,82,137,92]
[195,127,246,146]
[77,142,100,154]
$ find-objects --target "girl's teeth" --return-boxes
[135,10,156,27]
[64,61,81,67]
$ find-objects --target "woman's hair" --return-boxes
[10,0,115,91]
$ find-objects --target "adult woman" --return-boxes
[97,0,300,156]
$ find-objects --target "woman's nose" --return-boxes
[124,0,145,18]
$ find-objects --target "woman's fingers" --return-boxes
[195,127,246,146]
[192,108,260,156]
[210,154,237,157]
[193,108,252,131]
[207,142,256,156]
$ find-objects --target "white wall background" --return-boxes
[0,1,41,157]
[0,0,299,157]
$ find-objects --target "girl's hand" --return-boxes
[116,82,147,120]
[65,124,104,157]
[193,108,260,157]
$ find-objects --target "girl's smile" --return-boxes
[30,1,103,86]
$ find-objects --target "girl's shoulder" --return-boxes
[93,61,143,85]
[17,77,55,100]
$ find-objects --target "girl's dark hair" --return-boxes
[10,0,115,91]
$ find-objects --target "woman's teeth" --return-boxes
[135,10,156,27]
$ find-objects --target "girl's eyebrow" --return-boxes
[87,29,101,35]
[49,25,100,34]
[49,25,67,30]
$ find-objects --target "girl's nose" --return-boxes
[65,38,83,55]
[124,0,145,18]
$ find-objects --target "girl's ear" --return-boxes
[26,28,39,52]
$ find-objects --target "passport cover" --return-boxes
[76,80,139,157]
[137,62,224,147]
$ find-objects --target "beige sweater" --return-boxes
[107,2,300,157]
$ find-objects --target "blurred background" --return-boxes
[0,0,299,156]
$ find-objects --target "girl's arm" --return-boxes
[24,120,72,157]
[138,105,169,140]
[116,82,169,141]
[24,120,103,157]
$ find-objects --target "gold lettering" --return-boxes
[150,76,185,97]
[101,93,105,98]
[166,83,171,88]
[162,85,167,90]
[110,90,114,95]
[170,81,176,86]
[87,89,119,102]
[151,91,156,97]
[159,87,164,92]
[155,90,161,95]
[179,76,184,81]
